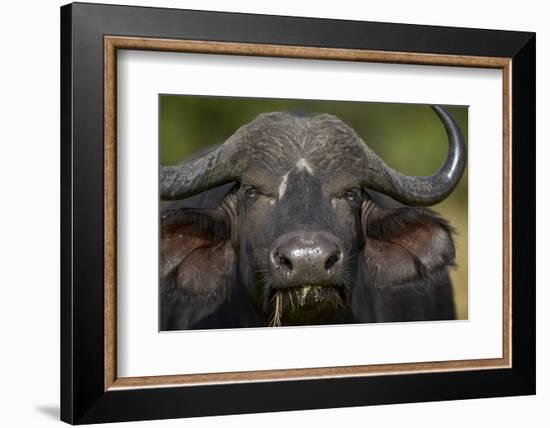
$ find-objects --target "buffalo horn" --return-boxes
[361,105,466,206]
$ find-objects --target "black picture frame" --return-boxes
[61,2,535,424]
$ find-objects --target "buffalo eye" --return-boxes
[245,186,259,199]
[341,189,360,202]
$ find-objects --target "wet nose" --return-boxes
[270,232,342,286]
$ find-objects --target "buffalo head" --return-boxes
[160,106,465,329]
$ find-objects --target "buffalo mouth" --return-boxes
[268,285,346,327]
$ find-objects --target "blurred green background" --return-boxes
[160,95,468,320]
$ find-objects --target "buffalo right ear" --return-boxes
[160,207,236,330]
[361,200,456,290]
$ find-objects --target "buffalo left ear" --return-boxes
[361,201,456,289]
[160,206,236,330]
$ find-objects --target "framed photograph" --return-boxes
[60,2,535,424]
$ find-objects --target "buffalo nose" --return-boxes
[270,232,342,285]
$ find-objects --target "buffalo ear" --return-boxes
[160,206,236,330]
[362,202,456,290]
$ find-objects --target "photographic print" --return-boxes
[62,5,534,422]
[159,96,468,331]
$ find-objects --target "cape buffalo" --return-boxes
[160,106,466,330]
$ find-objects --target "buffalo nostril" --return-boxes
[325,252,340,271]
[279,255,293,271]
[274,252,293,272]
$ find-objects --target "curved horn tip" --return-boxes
[431,104,448,117]
[430,105,461,125]
[362,104,466,207]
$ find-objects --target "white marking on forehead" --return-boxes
[295,158,314,175]
[278,172,289,199]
